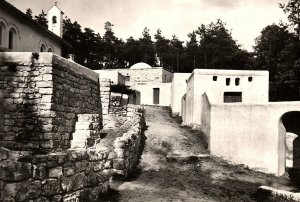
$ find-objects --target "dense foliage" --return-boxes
[30,0,300,101]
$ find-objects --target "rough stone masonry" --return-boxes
[0,52,147,201]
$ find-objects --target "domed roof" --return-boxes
[130,62,152,69]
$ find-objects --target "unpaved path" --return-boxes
[104,106,292,202]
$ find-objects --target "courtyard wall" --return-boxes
[203,94,300,176]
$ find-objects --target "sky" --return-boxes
[7,0,289,51]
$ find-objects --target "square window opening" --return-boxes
[224,92,242,103]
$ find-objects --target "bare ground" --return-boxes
[101,106,295,202]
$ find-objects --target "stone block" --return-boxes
[0,160,32,181]
[33,163,46,179]
[113,159,125,170]
[49,167,63,178]
[3,180,41,201]
[39,88,53,95]
[75,122,93,130]
[63,167,75,177]
[41,178,62,196]
[0,147,9,160]
[74,161,87,173]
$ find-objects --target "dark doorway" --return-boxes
[153,88,160,104]
[224,92,242,103]
[281,112,300,169]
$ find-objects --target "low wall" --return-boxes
[0,147,112,201]
[207,101,300,176]
[112,105,146,179]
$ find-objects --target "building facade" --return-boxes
[95,62,174,106]
[0,0,66,55]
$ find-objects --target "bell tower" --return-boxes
[47,2,64,37]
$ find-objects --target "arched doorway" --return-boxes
[280,111,300,170]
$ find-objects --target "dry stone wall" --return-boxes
[0,146,112,201]
[0,52,113,201]
[0,52,101,152]
[110,105,146,179]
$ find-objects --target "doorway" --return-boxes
[281,111,300,169]
[153,88,160,104]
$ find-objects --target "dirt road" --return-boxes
[103,106,291,202]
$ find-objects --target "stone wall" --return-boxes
[0,52,114,201]
[99,79,111,128]
[109,105,146,179]
[0,146,112,201]
[0,52,101,152]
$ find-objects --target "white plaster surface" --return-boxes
[94,70,125,85]
[131,83,172,106]
[204,97,300,176]
[184,69,269,126]
[170,73,190,116]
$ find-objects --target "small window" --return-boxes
[0,26,2,46]
[125,76,130,81]
[164,75,167,81]
[226,78,230,86]
[235,78,240,86]
[40,44,46,52]
[48,48,53,52]
[52,16,57,24]
[248,77,253,82]
[213,76,218,81]
[224,92,242,103]
[8,30,14,49]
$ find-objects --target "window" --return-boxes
[235,78,240,86]
[224,92,242,103]
[164,75,167,81]
[213,76,217,81]
[40,44,46,52]
[8,30,13,50]
[0,26,2,46]
[125,76,130,81]
[248,77,253,82]
[52,16,57,24]
[48,48,53,52]
[226,78,230,86]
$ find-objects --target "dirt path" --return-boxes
[104,106,292,202]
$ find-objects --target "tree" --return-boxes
[102,21,125,69]
[280,0,300,39]
[154,29,170,66]
[196,19,252,70]
[182,31,198,72]
[25,8,33,19]
[169,35,184,72]
[254,23,300,100]
[123,37,140,67]
[137,27,156,66]
[34,10,48,29]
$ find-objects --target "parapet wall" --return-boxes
[0,52,101,152]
